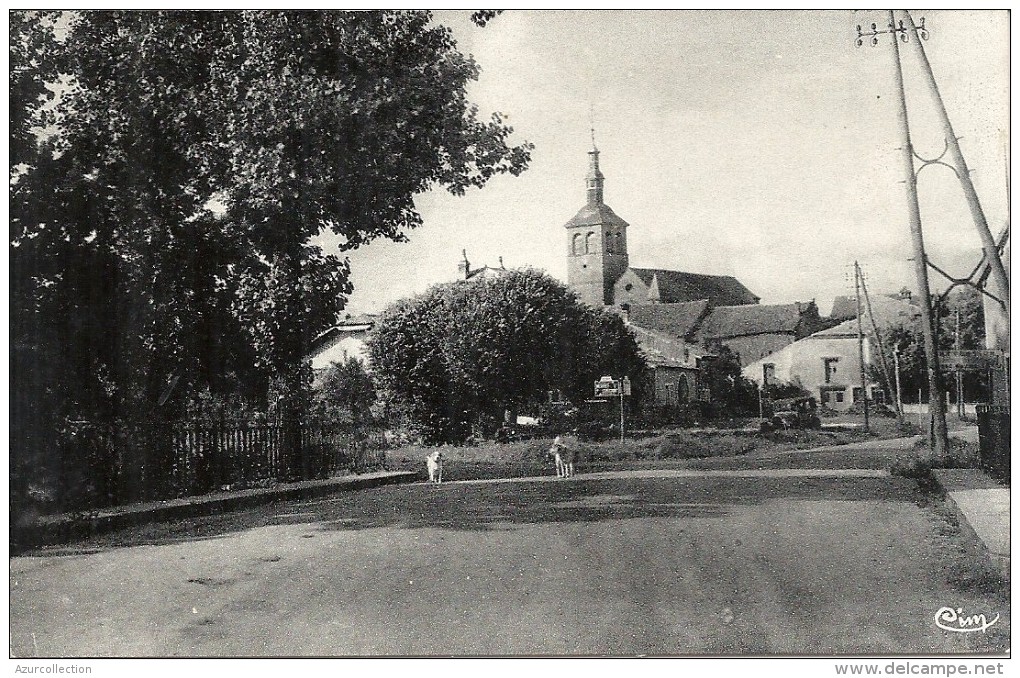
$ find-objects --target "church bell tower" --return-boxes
[564,136,629,306]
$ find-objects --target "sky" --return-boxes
[318,10,1010,317]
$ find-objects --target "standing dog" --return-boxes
[426,450,444,483]
[548,436,575,478]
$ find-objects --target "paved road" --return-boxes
[10,450,1007,657]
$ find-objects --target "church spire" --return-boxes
[586,129,604,206]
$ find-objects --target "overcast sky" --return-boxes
[320,10,1009,317]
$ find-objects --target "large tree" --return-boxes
[11,10,532,503]
[369,270,647,444]
[870,287,987,404]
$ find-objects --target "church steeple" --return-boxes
[564,135,630,307]
[586,129,604,206]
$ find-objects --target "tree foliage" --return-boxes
[369,270,646,443]
[312,357,377,426]
[869,287,987,403]
[12,10,531,414]
[699,344,761,416]
[10,10,532,502]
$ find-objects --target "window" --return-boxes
[823,357,839,384]
[763,363,775,386]
[606,232,614,253]
[572,233,584,256]
[585,231,595,254]
[677,376,690,403]
[835,391,845,403]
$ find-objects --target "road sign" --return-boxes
[939,349,1008,372]
[594,376,621,397]
[622,376,631,396]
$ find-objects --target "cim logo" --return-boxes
[934,606,999,633]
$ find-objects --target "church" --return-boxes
[565,142,760,311]
[563,141,826,404]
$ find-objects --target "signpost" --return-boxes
[594,376,630,442]
[939,349,1007,372]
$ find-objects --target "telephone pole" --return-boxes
[854,262,870,432]
[893,345,903,416]
[902,12,1010,317]
[857,11,949,459]
[955,308,964,418]
[859,263,900,418]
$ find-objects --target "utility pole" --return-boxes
[903,12,1010,317]
[859,263,900,418]
[955,308,964,418]
[854,261,870,432]
[858,11,949,460]
[893,345,903,416]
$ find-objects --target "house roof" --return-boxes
[697,303,805,340]
[828,296,858,322]
[629,268,759,306]
[564,203,630,229]
[627,323,697,369]
[465,265,509,280]
[628,300,710,339]
[307,314,377,356]
[829,293,917,321]
[812,295,921,338]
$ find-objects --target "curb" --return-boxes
[12,470,417,553]
[930,469,1010,581]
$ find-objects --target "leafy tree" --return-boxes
[699,344,760,416]
[869,286,987,403]
[312,358,377,426]
[11,9,533,504]
[369,270,646,443]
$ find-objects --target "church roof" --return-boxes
[629,268,760,306]
[564,203,630,229]
[696,303,805,340]
[628,300,710,339]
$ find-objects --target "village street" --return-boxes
[10,435,1008,657]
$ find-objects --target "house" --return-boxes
[694,301,828,367]
[457,250,510,281]
[742,295,920,410]
[627,323,703,405]
[307,314,376,371]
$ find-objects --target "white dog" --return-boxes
[426,450,444,483]
[548,436,575,478]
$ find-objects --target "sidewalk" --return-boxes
[13,470,417,552]
[932,468,1010,580]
